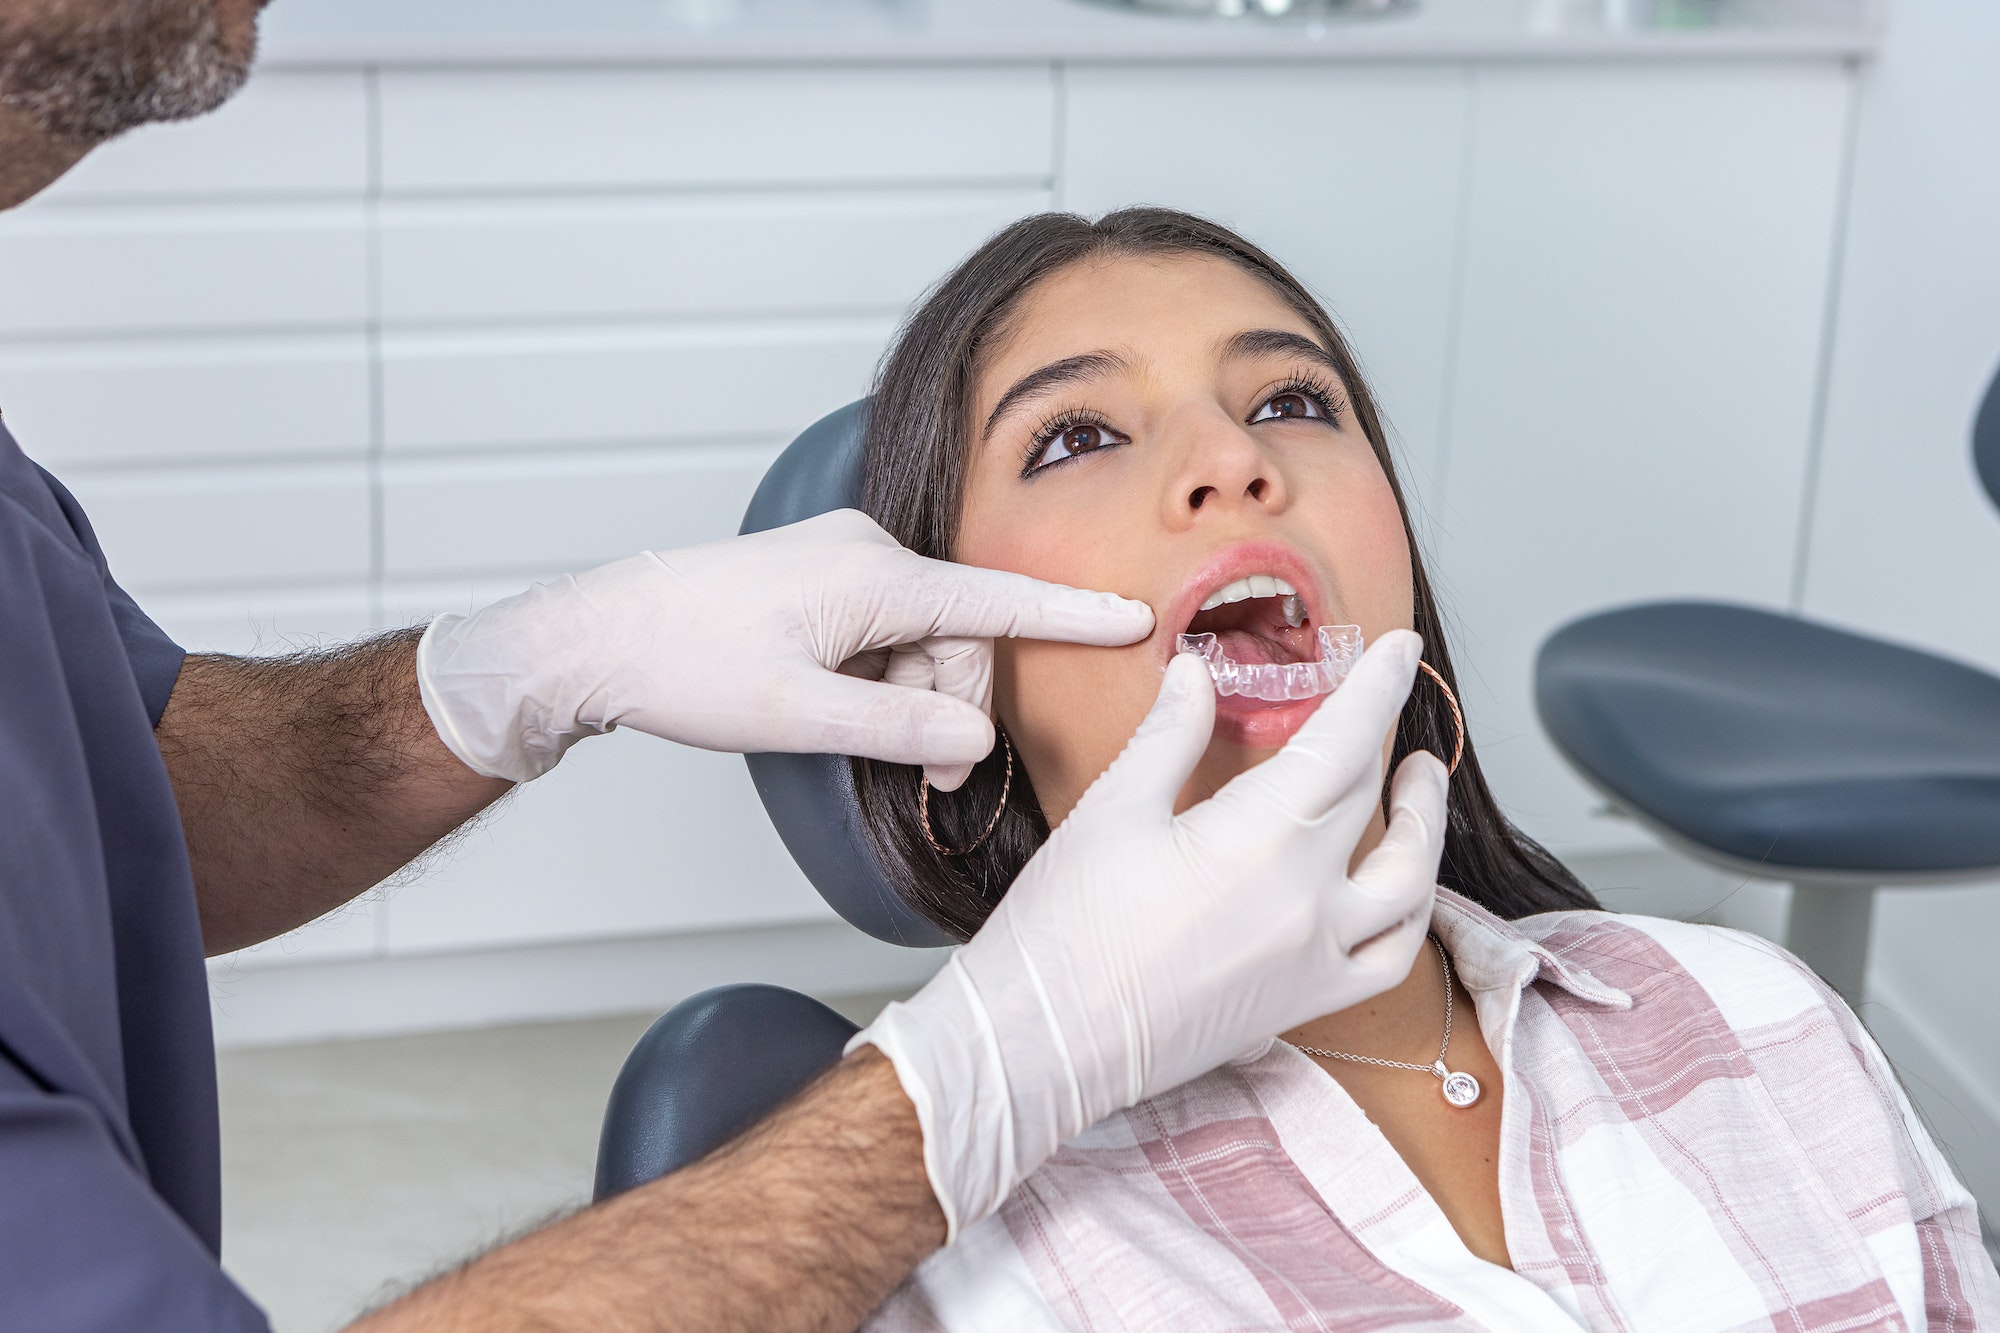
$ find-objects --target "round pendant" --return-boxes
[1440,1070,1481,1108]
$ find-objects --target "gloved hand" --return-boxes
[415,510,1153,785]
[853,630,1449,1241]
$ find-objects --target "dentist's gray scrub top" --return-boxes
[0,419,269,1330]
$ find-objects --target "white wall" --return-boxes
[1796,0,2000,1211]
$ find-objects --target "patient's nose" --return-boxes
[1165,417,1287,529]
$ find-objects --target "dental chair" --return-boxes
[1534,361,2000,1006]
[594,401,954,1200]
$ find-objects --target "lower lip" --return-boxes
[1211,689,1329,748]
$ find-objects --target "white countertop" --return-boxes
[257,0,1882,67]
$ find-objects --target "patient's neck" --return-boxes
[1279,807,1447,1066]
[1280,932,1447,1069]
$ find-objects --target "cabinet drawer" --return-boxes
[0,335,370,467]
[382,444,776,581]
[383,728,829,955]
[378,66,1055,194]
[143,585,378,657]
[380,318,886,454]
[0,205,368,338]
[34,70,368,203]
[58,462,371,594]
[378,188,1048,326]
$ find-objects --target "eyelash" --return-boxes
[1018,373,1350,478]
[1259,373,1349,427]
[1021,407,1121,477]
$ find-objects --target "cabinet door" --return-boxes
[56,460,372,595]
[379,317,891,456]
[0,203,368,339]
[378,188,1050,327]
[1061,63,1471,514]
[381,728,832,956]
[32,69,367,203]
[0,334,370,468]
[378,66,1054,194]
[382,443,775,583]
[1438,63,1850,853]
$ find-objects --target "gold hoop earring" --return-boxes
[919,731,1014,857]
[1417,661,1465,777]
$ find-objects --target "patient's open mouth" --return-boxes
[1176,575,1362,702]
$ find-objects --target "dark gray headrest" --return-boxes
[740,402,955,948]
[1976,358,2000,515]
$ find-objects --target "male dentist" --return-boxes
[0,3,1451,1329]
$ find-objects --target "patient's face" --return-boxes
[958,253,1415,826]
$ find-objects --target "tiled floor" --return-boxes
[218,992,903,1333]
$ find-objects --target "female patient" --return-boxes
[851,208,1996,1330]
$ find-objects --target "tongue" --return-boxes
[1214,627,1297,666]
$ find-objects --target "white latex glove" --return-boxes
[853,630,1449,1241]
[415,510,1153,785]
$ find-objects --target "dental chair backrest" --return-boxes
[594,401,950,1201]
[737,400,955,949]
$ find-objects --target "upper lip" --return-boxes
[1161,539,1325,659]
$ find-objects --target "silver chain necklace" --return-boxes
[1287,935,1482,1108]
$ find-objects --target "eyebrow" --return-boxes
[1220,328,1344,377]
[980,350,1127,442]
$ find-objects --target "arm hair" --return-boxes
[350,1047,946,1333]
[155,631,513,955]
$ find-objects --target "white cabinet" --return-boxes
[0,335,371,467]
[33,69,368,202]
[377,188,1049,326]
[380,317,892,455]
[1436,64,1850,853]
[378,66,1055,193]
[57,461,372,594]
[381,729,831,955]
[1061,63,1471,512]
[144,586,380,657]
[0,204,369,339]
[381,443,777,582]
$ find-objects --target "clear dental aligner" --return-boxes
[1177,624,1364,701]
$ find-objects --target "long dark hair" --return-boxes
[853,207,1595,940]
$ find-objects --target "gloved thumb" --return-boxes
[1342,750,1448,949]
[1356,750,1450,892]
[1070,654,1215,822]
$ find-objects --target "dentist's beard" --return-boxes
[0,0,260,144]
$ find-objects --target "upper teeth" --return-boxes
[1199,574,1298,613]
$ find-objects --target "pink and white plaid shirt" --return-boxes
[867,891,1999,1331]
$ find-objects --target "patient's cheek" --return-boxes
[997,638,1156,826]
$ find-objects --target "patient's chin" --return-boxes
[1211,689,1328,750]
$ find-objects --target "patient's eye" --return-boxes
[1023,410,1129,476]
[1260,392,1320,420]
[1249,375,1346,428]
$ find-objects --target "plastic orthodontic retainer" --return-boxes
[1176,624,1364,702]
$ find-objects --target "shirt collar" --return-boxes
[1431,888,1632,1011]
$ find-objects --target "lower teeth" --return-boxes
[1176,624,1363,701]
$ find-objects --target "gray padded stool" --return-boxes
[597,401,947,1200]
[1535,363,2000,1004]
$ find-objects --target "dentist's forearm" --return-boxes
[350,1046,945,1333]
[156,631,513,956]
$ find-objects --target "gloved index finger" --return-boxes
[889,557,1155,647]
